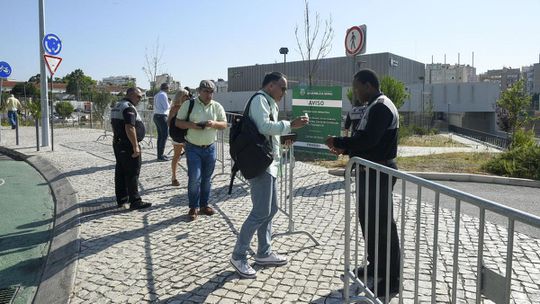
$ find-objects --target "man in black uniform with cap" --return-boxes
[111,87,151,210]
[325,69,400,297]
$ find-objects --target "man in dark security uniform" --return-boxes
[326,69,401,297]
[111,87,151,210]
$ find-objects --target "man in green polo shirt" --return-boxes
[176,80,227,220]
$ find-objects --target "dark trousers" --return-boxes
[153,114,168,158]
[358,165,401,282]
[113,142,142,205]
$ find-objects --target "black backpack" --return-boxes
[228,93,274,194]
[169,99,195,143]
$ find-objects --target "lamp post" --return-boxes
[419,76,425,127]
[279,47,289,117]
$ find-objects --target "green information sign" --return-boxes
[292,86,342,160]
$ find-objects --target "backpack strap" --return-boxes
[186,98,195,121]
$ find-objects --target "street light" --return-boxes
[419,76,425,127]
[279,47,289,117]
[279,47,289,74]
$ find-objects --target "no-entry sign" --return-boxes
[345,25,367,56]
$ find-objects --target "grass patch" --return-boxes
[312,152,496,174]
[400,135,467,147]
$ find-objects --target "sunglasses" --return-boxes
[280,86,288,92]
[202,89,214,94]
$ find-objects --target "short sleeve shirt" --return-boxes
[176,97,226,146]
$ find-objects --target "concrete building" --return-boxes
[479,67,521,91]
[425,63,477,84]
[214,79,228,93]
[227,52,425,92]
[153,74,181,91]
[101,75,136,87]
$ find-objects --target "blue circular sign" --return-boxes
[43,33,62,55]
[0,61,12,78]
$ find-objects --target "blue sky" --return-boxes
[1,0,539,89]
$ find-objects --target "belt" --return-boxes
[154,113,167,116]
[187,141,213,149]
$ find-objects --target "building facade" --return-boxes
[479,67,521,91]
[153,74,181,91]
[101,75,136,87]
[227,52,425,92]
[425,64,477,84]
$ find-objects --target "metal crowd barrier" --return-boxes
[96,111,113,141]
[139,109,154,148]
[273,140,319,247]
[343,157,540,304]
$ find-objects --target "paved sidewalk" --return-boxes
[0,127,539,303]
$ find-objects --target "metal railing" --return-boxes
[273,141,319,247]
[449,125,510,149]
[343,157,540,304]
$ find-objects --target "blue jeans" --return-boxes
[153,114,168,158]
[185,142,216,209]
[8,111,18,128]
[232,171,278,261]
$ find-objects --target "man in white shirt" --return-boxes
[153,83,171,161]
[5,94,22,129]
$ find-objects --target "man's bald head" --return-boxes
[126,87,143,105]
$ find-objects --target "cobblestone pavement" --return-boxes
[1,127,539,303]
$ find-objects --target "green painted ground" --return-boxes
[0,156,54,304]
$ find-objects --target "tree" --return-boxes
[380,76,409,109]
[143,37,165,93]
[11,82,38,99]
[91,90,115,126]
[55,101,74,119]
[295,0,334,86]
[63,69,96,99]
[28,74,41,83]
[496,79,532,134]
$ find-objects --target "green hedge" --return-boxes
[482,145,540,180]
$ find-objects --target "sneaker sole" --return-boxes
[254,260,288,266]
[230,260,256,279]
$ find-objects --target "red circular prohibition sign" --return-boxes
[345,26,364,55]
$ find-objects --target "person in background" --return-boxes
[168,88,190,186]
[344,102,367,137]
[5,94,22,129]
[175,80,227,221]
[153,83,171,161]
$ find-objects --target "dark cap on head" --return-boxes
[198,80,216,91]
[160,83,169,90]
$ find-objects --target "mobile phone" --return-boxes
[196,121,208,128]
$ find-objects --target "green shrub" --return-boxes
[510,128,536,149]
[482,145,540,180]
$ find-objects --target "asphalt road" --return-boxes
[394,180,540,237]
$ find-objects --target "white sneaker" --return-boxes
[254,252,288,266]
[230,258,256,279]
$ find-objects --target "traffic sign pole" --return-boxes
[39,0,50,148]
